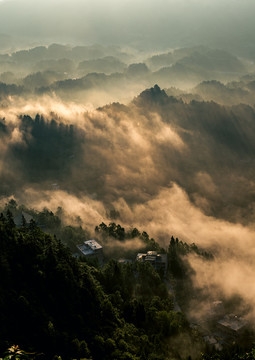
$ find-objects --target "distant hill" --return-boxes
[78,56,126,75]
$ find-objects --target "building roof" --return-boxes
[77,244,94,256]
[218,314,247,332]
[136,251,167,263]
[85,239,102,251]
[77,239,102,256]
[147,251,158,256]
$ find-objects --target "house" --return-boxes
[76,239,103,261]
[136,251,167,275]
[217,314,247,336]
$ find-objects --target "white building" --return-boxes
[136,251,167,275]
[76,239,103,259]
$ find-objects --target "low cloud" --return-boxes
[11,181,255,323]
[1,85,255,323]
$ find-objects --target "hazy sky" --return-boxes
[0,0,255,52]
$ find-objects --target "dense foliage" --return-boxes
[168,235,213,278]
[0,212,193,360]
[1,203,254,359]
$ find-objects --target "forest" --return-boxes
[0,207,192,360]
[0,200,254,359]
[1,3,255,356]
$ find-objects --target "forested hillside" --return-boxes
[1,207,255,360]
[1,0,255,358]
[0,211,196,360]
[1,85,255,224]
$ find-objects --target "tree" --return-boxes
[6,209,15,228]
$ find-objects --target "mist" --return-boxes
[0,0,255,351]
[1,79,255,325]
[1,0,255,55]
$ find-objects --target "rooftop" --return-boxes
[218,314,247,332]
[85,239,102,251]
[136,251,167,263]
[77,239,102,256]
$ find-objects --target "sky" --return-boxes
[0,0,255,52]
